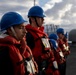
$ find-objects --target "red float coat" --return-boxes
[0,35,38,75]
[25,24,60,75]
[51,44,65,65]
[57,39,70,57]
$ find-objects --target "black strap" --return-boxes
[34,17,39,27]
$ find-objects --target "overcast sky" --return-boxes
[0,0,76,32]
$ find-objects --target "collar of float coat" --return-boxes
[0,34,26,54]
[25,24,48,38]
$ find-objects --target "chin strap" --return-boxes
[10,27,18,40]
[34,17,39,27]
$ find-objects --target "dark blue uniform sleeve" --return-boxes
[0,46,14,75]
[26,32,35,49]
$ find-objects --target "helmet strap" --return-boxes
[34,17,39,27]
[10,27,18,40]
[29,18,32,24]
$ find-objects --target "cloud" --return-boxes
[0,0,35,18]
[42,0,76,31]
[0,0,76,32]
[41,0,76,32]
